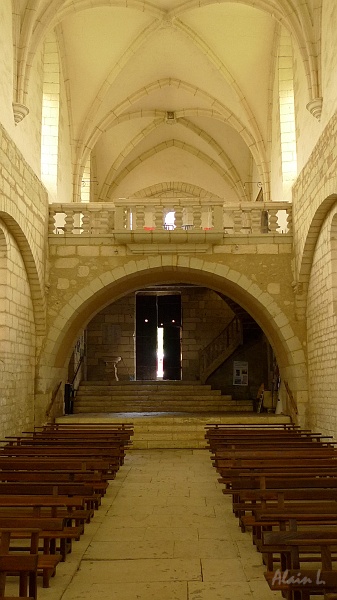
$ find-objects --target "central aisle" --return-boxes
[40,450,279,600]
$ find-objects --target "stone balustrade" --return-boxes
[49,199,292,236]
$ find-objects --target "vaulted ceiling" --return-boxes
[15,1,319,203]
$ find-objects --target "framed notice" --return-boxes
[233,361,248,385]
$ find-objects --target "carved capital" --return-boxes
[12,102,29,124]
[306,97,323,121]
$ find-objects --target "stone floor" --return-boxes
[33,449,284,600]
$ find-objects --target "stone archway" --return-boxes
[38,255,308,424]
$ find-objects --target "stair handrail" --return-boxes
[45,380,63,419]
[284,380,298,422]
[199,316,243,379]
[71,353,85,390]
[63,354,85,416]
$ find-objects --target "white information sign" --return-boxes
[233,361,248,385]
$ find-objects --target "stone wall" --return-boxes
[292,110,337,284]
[85,288,234,382]
[0,222,35,435]
[86,295,135,381]
[0,123,48,433]
[306,206,337,437]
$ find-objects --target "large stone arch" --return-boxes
[40,255,307,419]
[298,192,337,286]
[0,213,46,340]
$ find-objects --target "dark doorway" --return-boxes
[163,326,181,379]
[135,295,157,380]
[157,294,181,380]
[136,293,182,380]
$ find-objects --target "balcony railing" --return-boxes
[48,199,292,236]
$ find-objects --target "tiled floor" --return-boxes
[36,449,282,600]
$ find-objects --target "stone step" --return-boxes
[78,387,220,396]
[73,395,243,404]
[81,380,203,386]
[56,413,292,449]
[75,395,227,404]
[74,402,253,413]
[74,396,247,408]
[71,380,267,447]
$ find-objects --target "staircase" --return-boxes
[199,317,243,383]
[58,380,291,449]
[73,380,253,414]
[199,295,263,383]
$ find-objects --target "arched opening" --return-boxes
[41,260,304,420]
[78,284,277,405]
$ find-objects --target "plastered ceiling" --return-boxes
[17,1,318,203]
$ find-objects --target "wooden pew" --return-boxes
[230,488,337,521]
[245,508,337,546]
[0,457,112,478]
[0,481,99,510]
[0,528,39,600]
[261,529,337,570]
[0,445,123,472]
[0,516,73,560]
[206,423,337,599]
[0,496,84,587]
[0,470,109,497]
[262,532,337,599]
[35,423,134,446]
[0,421,133,593]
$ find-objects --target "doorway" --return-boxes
[135,293,182,381]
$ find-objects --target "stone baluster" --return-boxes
[114,206,126,230]
[71,209,81,234]
[268,208,279,233]
[154,205,163,229]
[48,208,57,234]
[100,209,109,234]
[233,209,242,233]
[174,206,183,229]
[81,207,90,234]
[64,209,75,234]
[193,205,202,229]
[251,208,262,234]
[135,205,145,230]
[286,206,292,234]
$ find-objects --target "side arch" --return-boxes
[0,213,46,339]
[297,192,337,286]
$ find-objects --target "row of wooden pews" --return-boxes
[205,423,337,600]
[0,421,133,599]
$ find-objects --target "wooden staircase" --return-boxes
[199,295,263,383]
[199,317,243,383]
